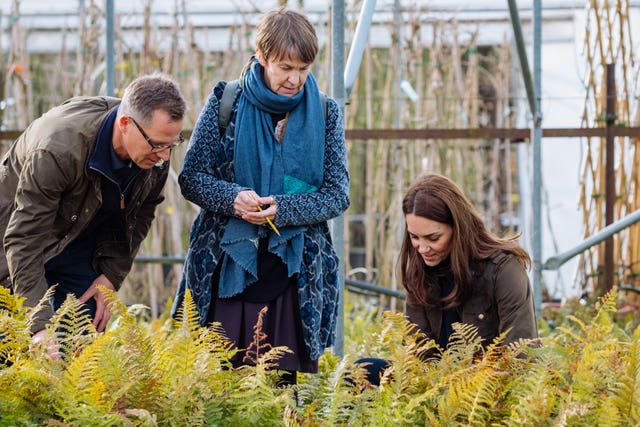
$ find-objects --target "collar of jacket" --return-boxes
[87,107,121,177]
[86,106,147,187]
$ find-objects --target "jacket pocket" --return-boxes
[52,199,80,239]
[461,295,496,343]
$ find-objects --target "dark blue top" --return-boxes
[437,273,461,349]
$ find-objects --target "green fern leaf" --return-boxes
[172,288,201,334]
[47,294,97,363]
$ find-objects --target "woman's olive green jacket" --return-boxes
[405,251,538,349]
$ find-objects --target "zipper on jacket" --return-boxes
[118,169,146,211]
[89,166,142,211]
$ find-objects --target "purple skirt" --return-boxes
[207,282,318,373]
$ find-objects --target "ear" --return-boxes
[117,114,130,132]
[256,50,267,67]
[115,115,133,144]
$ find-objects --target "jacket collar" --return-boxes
[87,107,140,183]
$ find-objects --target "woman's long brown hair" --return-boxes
[398,173,531,309]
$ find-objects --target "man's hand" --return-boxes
[31,328,60,360]
[79,274,115,332]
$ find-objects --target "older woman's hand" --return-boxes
[234,190,277,226]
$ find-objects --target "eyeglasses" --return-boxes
[128,116,184,153]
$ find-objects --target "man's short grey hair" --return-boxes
[120,73,186,123]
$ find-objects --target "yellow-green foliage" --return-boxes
[0,287,639,426]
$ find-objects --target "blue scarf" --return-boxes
[218,60,325,298]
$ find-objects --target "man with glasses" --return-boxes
[0,73,185,358]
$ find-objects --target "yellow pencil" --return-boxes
[256,204,280,236]
[249,194,280,236]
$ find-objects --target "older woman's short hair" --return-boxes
[255,7,318,64]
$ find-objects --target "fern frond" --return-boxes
[98,285,128,323]
[562,315,589,338]
[149,308,237,424]
[564,290,623,343]
[0,357,59,423]
[481,329,509,363]
[465,368,505,426]
[296,354,366,426]
[595,287,619,318]
[584,288,621,341]
[591,395,623,427]
[58,331,116,411]
[443,364,504,426]
[444,322,483,362]
[172,288,201,334]
[501,363,563,426]
[24,286,56,332]
[0,288,31,367]
[47,294,97,363]
[610,330,640,425]
[379,310,418,344]
[257,346,295,373]
[0,285,25,315]
[378,311,438,394]
[225,362,293,426]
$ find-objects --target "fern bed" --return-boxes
[1,287,639,426]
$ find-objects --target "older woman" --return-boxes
[172,8,350,385]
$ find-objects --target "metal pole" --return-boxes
[603,63,616,294]
[507,0,542,317]
[344,0,377,98]
[390,0,404,314]
[331,0,346,358]
[532,0,543,318]
[543,207,640,271]
[393,0,403,130]
[105,0,115,96]
[507,0,538,118]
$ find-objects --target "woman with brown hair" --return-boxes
[356,173,537,386]
[400,172,537,350]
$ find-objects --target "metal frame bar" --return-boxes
[6,126,640,142]
[543,208,640,271]
[331,0,347,357]
[507,0,543,317]
[344,0,377,98]
[507,0,539,120]
[105,0,115,96]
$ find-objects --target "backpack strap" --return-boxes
[320,92,328,123]
[219,79,240,136]
[218,79,328,137]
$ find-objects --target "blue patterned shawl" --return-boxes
[218,60,325,298]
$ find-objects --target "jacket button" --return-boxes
[478,313,485,320]
[71,215,78,222]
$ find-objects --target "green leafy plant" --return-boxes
[1,286,639,426]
